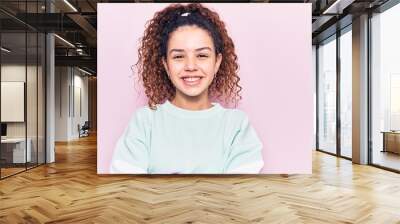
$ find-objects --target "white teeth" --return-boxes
[183,77,200,82]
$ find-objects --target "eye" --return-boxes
[197,54,209,58]
[172,55,184,59]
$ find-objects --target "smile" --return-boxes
[181,76,203,86]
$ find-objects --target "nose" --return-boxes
[184,55,197,71]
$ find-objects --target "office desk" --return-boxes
[382,131,400,154]
[1,138,32,163]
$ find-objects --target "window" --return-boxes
[317,35,337,154]
[339,27,352,158]
[371,2,400,171]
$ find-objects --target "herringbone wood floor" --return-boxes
[1,134,400,223]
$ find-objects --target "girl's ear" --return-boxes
[214,53,222,75]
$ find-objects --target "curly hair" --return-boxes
[136,3,242,109]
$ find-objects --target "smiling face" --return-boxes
[163,25,222,100]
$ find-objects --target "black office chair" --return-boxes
[79,121,90,138]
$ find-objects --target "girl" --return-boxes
[110,3,264,174]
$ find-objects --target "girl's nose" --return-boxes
[184,56,197,71]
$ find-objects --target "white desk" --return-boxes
[1,138,32,163]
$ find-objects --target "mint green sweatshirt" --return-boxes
[110,100,264,174]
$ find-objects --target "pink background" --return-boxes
[97,3,313,174]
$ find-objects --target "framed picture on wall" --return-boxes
[1,81,25,122]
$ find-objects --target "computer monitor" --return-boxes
[1,123,7,137]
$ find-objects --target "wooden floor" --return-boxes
[0,167,26,178]
[1,163,45,178]
[1,135,400,223]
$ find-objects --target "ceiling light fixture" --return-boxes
[1,47,11,53]
[63,0,78,12]
[322,0,354,15]
[54,34,75,48]
[78,67,93,76]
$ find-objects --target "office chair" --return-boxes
[79,121,90,138]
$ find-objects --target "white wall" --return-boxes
[55,66,89,141]
[55,66,70,141]
[73,73,89,137]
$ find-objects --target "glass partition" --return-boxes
[371,3,400,171]
[27,30,38,169]
[317,35,337,155]
[38,32,45,165]
[0,1,46,179]
[1,31,28,177]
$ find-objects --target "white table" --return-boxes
[1,138,32,163]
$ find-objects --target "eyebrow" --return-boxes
[169,47,212,54]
